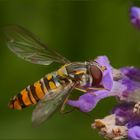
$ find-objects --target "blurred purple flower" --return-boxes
[67,55,140,139]
[128,126,140,140]
[112,103,140,140]
[130,6,140,29]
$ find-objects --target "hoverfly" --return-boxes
[4,25,106,126]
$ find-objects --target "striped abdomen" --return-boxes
[8,72,62,110]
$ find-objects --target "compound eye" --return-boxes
[90,65,103,85]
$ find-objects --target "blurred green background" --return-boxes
[0,0,140,139]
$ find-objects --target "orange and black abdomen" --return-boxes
[8,79,47,110]
[8,73,61,110]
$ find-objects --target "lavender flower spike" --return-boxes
[92,66,140,140]
[130,6,140,29]
[67,55,140,139]
[128,126,140,140]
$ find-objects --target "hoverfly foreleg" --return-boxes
[60,106,75,115]
[60,81,79,115]
[60,94,76,114]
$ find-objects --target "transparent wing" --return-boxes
[3,25,70,65]
[32,82,75,127]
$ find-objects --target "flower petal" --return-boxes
[67,90,109,112]
[112,102,136,125]
[67,93,96,112]
[120,67,140,82]
[95,56,113,90]
[120,77,140,102]
[130,6,140,29]
[128,126,140,140]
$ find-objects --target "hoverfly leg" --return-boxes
[60,93,76,115]
[60,81,79,114]
[60,96,69,112]
[60,94,73,114]
[60,107,75,115]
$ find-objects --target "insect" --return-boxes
[4,25,106,126]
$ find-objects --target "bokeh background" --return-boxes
[0,0,139,139]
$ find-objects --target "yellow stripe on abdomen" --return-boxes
[21,89,32,106]
[49,81,57,89]
[34,81,45,99]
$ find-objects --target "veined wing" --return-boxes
[3,25,70,65]
[32,82,75,127]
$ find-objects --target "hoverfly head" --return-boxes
[88,61,106,85]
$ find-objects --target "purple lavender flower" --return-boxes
[91,65,140,140]
[128,126,140,140]
[67,55,140,139]
[130,6,140,29]
[68,90,109,112]
[93,102,140,140]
